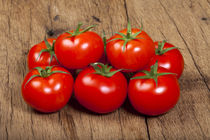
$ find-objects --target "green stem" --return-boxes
[126,31,131,38]
[66,23,96,37]
[131,61,176,86]
[108,21,144,51]
[24,66,70,88]
[103,30,107,57]
[155,40,178,55]
[90,62,123,77]
[40,69,48,77]
[36,40,59,64]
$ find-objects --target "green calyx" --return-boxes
[108,20,144,51]
[131,62,175,86]
[155,40,178,55]
[36,40,59,64]
[24,66,70,88]
[90,62,123,77]
[66,23,96,37]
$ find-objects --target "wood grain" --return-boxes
[0,0,209,140]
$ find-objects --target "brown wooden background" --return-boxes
[0,0,209,139]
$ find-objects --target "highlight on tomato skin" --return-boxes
[74,63,128,114]
[147,41,184,79]
[54,23,104,69]
[128,63,180,116]
[106,21,156,72]
[27,38,59,70]
[21,66,74,113]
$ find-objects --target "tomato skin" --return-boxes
[128,67,180,116]
[106,29,155,72]
[74,67,127,113]
[28,38,58,70]
[148,42,184,78]
[54,31,104,69]
[21,66,74,113]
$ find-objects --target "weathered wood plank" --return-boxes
[0,0,35,139]
[182,0,210,89]
[0,8,12,140]
[125,0,210,139]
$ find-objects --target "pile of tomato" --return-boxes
[22,22,184,116]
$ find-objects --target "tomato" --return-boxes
[54,23,104,69]
[128,62,180,116]
[148,41,184,78]
[22,66,74,113]
[28,38,59,70]
[74,63,127,113]
[106,22,155,72]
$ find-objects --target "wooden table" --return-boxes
[0,0,209,139]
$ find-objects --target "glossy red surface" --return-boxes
[106,28,155,72]
[148,42,184,78]
[22,66,74,113]
[27,38,59,70]
[128,67,180,116]
[54,31,104,69]
[74,67,127,113]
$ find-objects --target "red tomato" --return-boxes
[54,24,104,69]
[106,22,155,72]
[22,66,74,113]
[28,38,59,70]
[74,63,127,113]
[148,41,184,78]
[128,63,180,116]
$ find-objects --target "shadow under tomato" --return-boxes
[32,109,51,114]
[67,91,170,117]
[121,98,168,118]
[67,96,107,116]
[67,96,143,116]
[121,98,141,116]
[32,107,64,115]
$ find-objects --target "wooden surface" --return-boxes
[0,0,209,139]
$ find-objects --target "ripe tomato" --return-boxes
[54,23,104,69]
[106,22,155,72]
[128,62,180,116]
[22,66,74,113]
[74,63,127,113]
[148,41,184,78]
[28,38,59,70]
